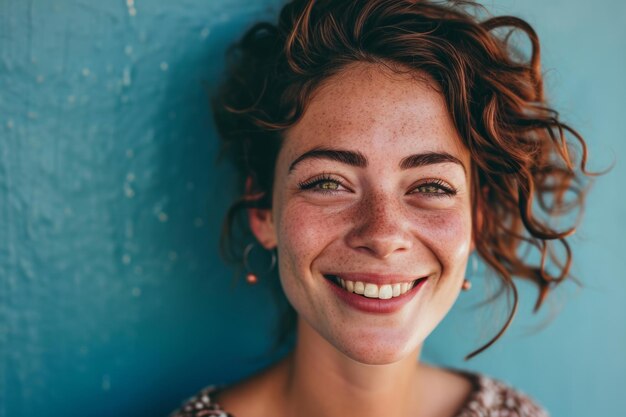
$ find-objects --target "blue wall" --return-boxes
[1,1,624,416]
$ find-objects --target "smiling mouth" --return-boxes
[323,274,427,300]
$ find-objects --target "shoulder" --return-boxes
[454,371,550,417]
[168,385,231,417]
[169,357,289,417]
[168,367,549,417]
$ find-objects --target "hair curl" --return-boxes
[212,0,593,360]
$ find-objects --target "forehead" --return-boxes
[282,62,468,164]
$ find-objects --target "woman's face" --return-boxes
[250,62,473,364]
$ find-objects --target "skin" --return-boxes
[219,62,476,417]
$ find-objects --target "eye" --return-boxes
[297,173,347,194]
[410,179,457,198]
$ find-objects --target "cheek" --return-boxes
[273,202,352,319]
[413,208,472,273]
[276,201,350,263]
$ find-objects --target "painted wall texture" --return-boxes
[1,1,624,417]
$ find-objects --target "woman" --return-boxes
[171,0,591,416]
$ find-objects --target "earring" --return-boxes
[243,242,277,284]
[462,252,478,291]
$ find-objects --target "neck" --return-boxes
[280,319,427,417]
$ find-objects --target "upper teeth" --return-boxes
[332,276,417,299]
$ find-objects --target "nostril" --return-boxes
[344,215,413,258]
[352,239,412,260]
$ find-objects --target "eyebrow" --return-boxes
[288,146,466,174]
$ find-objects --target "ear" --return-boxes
[245,176,277,249]
[470,185,489,253]
[470,185,487,252]
[248,207,277,249]
[470,212,481,252]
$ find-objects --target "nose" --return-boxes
[345,190,414,259]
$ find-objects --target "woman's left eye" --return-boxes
[410,179,457,197]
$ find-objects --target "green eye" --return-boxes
[319,181,339,190]
[411,179,457,198]
[417,184,444,193]
[297,174,345,194]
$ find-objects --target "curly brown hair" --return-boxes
[212,0,593,360]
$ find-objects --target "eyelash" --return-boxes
[297,173,344,195]
[410,178,458,197]
[297,174,458,197]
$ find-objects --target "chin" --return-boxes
[331,328,422,365]
[337,340,416,365]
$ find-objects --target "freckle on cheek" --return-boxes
[410,209,462,235]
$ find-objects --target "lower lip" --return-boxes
[324,277,428,314]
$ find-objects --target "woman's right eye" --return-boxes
[297,174,346,194]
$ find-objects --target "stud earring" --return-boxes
[243,242,277,284]
[463,252,478,291]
